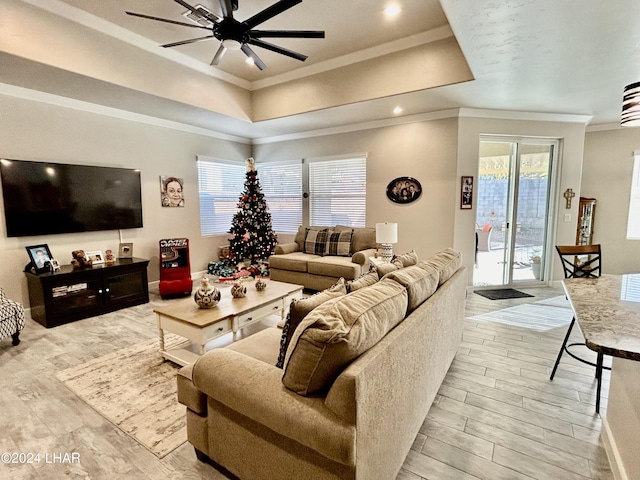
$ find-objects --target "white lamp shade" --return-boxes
[376,222,398,244]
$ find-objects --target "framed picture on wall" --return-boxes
[386,177,422,204]
[461,176,473,209]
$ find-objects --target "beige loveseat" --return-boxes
[268,225,377,291]
[177,249,466,480]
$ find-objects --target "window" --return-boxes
[258,161,302,234]
[197,154,367,236]
[197,157,244,236]
[307,155,367,227]
[627,153,640,240]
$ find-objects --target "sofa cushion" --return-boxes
[374,259,403,277]
[346,267,379,293]
[268,251,316,273]
[282,278,408,395]
[307,256,361,280]
[393,249,419,267]
[276,278,347,369]
[383,263,439,313]
[325,229,353,257]
[304,228,332,255]
[349,227,376,253]
[423,248,463,285]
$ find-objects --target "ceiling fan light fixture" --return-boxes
[622,81,640,127]
[384,3,401,18]
[222,38,242,50]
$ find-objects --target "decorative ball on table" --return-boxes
[231,280,247,298]
[194,277,221,309]
[255,278,267,291]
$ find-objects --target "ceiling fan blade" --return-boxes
[211,45,227,65]
[161,35,216,48]
[219,0,234,19]
[248,38,307,62]
[251,30,325,39]
[241,44,267,70]
[173,0,221,23]
[126,12,212,30]
[244,0,301,29]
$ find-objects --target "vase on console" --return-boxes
[194,277,220,308]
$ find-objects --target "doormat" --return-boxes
[474,288,534,300]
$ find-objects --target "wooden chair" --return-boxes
[550,244,607,412]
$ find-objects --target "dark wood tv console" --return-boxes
[25,258,150,328]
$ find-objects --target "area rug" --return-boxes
[474,288,534,300]
[55,334,186,458]
[467,302,574,331]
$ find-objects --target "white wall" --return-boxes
[0,94,250,307]
[582,128,640,274]
[254,117,460,259]
[455,116,588,283]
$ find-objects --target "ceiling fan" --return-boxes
[126,0,325,70]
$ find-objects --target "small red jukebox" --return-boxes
[159,238,192,298]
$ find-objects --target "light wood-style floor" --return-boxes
[0,285,612,480]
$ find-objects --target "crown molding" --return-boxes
[458,108,593,124]
[586,122,626,133]
[250,26,454,91]
[252,109,460,145]
[0,83,251,144]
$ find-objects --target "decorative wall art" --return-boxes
[26,244,53,273]
[386,177,422,204]
[461,176,474,209]
[160,176,184,207]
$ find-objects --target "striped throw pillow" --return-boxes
[304,228,331,255]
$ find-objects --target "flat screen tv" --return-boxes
[0,159,143,237]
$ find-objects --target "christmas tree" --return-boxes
[228,158,278,264]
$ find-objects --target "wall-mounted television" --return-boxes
[0,159,143,237]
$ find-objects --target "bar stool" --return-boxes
[550,244,607,413]
[0,288,25,346]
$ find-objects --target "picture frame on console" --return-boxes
[26,244,53,273]
[119,242,133,259]
[85,250,104,265]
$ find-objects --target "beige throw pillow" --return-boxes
[383,263,439,313]
[275,278,347,369]
[393,249,419,267]
[282,278,408,395]
[346,268,379,293]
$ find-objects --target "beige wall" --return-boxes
[254,118,460,259]
[582,128,640,274]
[0,94,249,307]
[455,117,588,283]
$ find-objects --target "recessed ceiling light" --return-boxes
[393,106,403,115]
[384,4,401,18]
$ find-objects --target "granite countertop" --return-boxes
[563,274,640,361]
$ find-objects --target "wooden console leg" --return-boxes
[194,447,210,463]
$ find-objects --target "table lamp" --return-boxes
[376,222,398,262]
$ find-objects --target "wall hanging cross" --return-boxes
[563,188,575,209]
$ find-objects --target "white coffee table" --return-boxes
[154,279,303,366]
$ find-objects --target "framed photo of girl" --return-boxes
[160,176,184,207]
[461,176,474,209]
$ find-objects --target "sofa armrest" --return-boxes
[274,242,299,255]
[352,248,377,265]
[192,349,355,466]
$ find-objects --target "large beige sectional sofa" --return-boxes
[268,225,378,291]
[177,248,466,480]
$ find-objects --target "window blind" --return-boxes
[257,160,302,234]
[627,155,640,240]
[308,156,366,227]
[197,158,244,236]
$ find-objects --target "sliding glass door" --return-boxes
[473,137,557,287]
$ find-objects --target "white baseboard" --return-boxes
[602,417,629,480]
